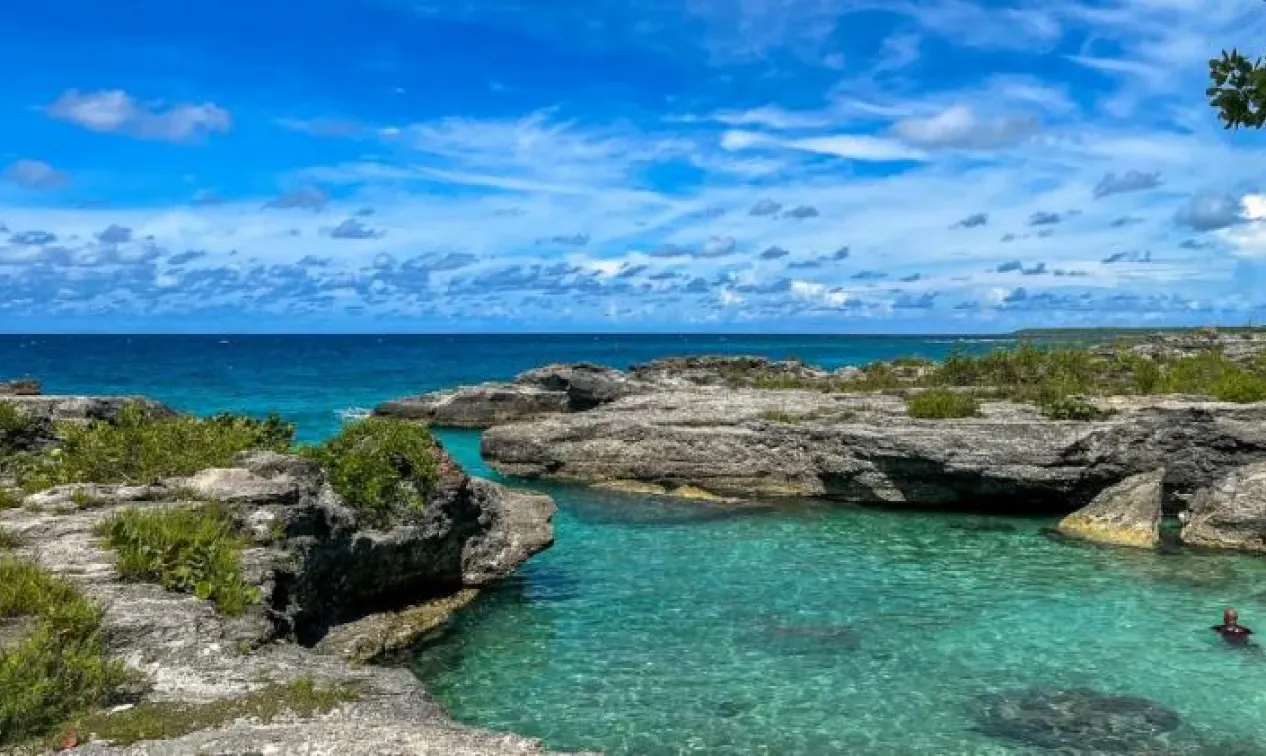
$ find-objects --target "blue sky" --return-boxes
[4,0,1266,332]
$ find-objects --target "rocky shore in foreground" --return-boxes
[376,332,1266,555]
[0,392,569,755]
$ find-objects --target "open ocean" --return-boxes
[4,334,1265,754]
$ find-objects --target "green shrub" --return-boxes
[0,402,29,436]
[0,527,19,549]
[905,389,981,419]
[96,504,260,617]
[0,488,19,510]
[302,417,440,527]
[1210,372,1266,403]
[21,403,294,491]
[0,557,132,746]
[1039,397,1116,422]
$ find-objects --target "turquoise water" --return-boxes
[424,432,1266,755]
[3,335,1266,753]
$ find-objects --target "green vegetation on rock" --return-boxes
[0,557,133,747]
[97,503,260,617]
[1038,397,1117,422]
[19,403,294,491]
[905,390,981,419]
[0,489,19,510]
[0,527,20,550]
[302,417,441,527]
[57,677,361,748]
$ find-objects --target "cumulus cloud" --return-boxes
[1094,170,1162,199]
[1102,250,1152,264]
[760,245,790,260]
[891,105,1039,150]
[2,160,69,190]
[1175,193,1246,231]
[46,89,230,143]
[168,250,207,265]
[96,225,133,244]
[953,212,988,229]
[700,235,738,257]
[10,230,57,246]
[832,247,850,260]
[1028,211,1062,226]
[749,199,783,216]
[784,205,819,220]
[264,186,330,211]
[325,219,384,240]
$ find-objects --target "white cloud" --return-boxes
[2,160,69,190]
[46,89,231,143]
[891,105,1039,150]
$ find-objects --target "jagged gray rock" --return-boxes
[375,384,571,428]
[1057,469,1165,548]
[0,423,562,754]
[481,388,1266,515]
[1182,462,1266,553]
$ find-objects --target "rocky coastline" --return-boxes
[0,393,571,755]
[376,332,1266,555]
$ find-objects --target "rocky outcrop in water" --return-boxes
[373,357,846,428]
[0,396,563,755]
[1057,469,1165,549]
[1181,462,1266,553]
[480,387,1266,517]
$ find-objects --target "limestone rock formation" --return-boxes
[1181,461,1266,553]
[1057,469,1165,548]
[481,388,1266,515]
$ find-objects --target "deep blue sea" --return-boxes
[4,334,1266,755]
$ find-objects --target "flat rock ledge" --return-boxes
[0,393,579,755]
[1057,469,1165,549]
[1,501,566,755]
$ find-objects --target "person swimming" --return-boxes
[1211,607,1253,646]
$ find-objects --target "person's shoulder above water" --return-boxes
[1212,607,1253,644]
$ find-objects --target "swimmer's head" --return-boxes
[1225,607,1239,626]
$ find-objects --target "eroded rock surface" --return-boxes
[482,388,1266,514]
[0,419,563,755]
[1057,469,1165,549]
[1182,462,1266,553]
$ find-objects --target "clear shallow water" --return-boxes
[3,335,1265,754]
[425,432,1266,754]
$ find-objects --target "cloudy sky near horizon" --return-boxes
[4,0,1266,332]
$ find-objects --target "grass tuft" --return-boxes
[301,417,441,528]
[906,389,981,419]
[20,404,294,491]
[58,677,360,747]
[1038,397,1117,422]
[0,527,20,550]
[96,503,260,617]
[0,557,132,747]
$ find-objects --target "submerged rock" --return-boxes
[973,686,1180,752]
[1058,469,1165,549]
[1182,462,1266,553]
